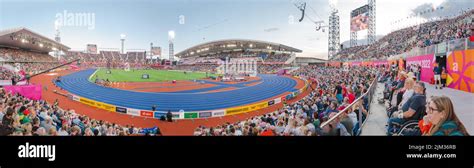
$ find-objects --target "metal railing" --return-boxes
[320,72,379,135]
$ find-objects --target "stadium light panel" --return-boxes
[168,31,175,40]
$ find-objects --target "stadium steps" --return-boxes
[284,53,296,64]
[360,82,389,135]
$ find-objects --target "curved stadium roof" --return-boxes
[0,27,70,53]
[175,39,302,58]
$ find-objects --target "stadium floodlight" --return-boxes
[120,34,126,40]
[39,43,44,47]
[54,20,61,30]
[168,30,175,40]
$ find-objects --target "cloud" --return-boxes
[411,0,473,19]
[264,28,279,32]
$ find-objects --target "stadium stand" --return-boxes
[333,9,473,61]
[0,87,154,136]
[194,66,377,136]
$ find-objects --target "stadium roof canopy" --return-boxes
[175,39,302,58]
[0,27,70,53]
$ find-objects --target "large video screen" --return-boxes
[87,44,97,54]
[151,46,161,56]
[350,5,369,32]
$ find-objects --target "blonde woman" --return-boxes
[398,78,415,110]
[424,96,468,136]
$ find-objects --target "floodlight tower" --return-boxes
[368,0,376,45]
[120,34,126,54]
[168,31,175,63]
[328,0,340,60]
[54,21,61,60]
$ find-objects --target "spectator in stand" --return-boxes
[387,82,427,136]
[346,88,356,104]
[0,108,14,136]
[335,82,343,103]
[441,67,447,88]
[322,112,351,136]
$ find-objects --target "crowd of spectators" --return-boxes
[333,9,473,61]
[65,51,149,68]
[258,64,289,74]
[378,65,468,136]
[0,48,56,62]
[263,53,292,63]
[194,66,377,136]
[0,67,17,81]
[174,64,217,73]
[0,88,161,136]
[179,56,222,65]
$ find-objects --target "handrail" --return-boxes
[319,71,378,131]
[359,75,378,129]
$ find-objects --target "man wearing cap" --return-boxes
[387,82,427,136]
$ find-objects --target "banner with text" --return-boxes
[406,54,435,83]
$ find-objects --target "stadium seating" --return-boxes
[333,9,472,61]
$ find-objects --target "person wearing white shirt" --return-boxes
[234,129,242,136]
[347,109,358,127]
[399,78,415,109]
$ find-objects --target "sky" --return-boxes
[0,0,472,59]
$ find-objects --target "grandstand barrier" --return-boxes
[225,102,269,115]
[65,76,310,120]
[198,111,212,118]
[127,108,140,116]
[211,110,226,117]
[140,111,154,118]
[153,111,167,119]
[79,97,116,112]
[115,107,127,114]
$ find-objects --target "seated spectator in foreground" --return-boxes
[387,82,427,136]
[423,96,468,136]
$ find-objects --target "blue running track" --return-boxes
[55,69,298,112]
